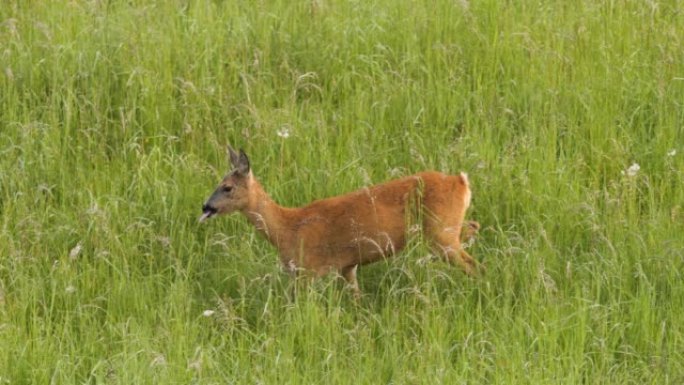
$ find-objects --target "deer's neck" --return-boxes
[241,179,294,251]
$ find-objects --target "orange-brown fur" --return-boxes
[201,148,479,298]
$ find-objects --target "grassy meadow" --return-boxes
[1,0,684,383]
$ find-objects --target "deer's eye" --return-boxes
[222,186,233,193]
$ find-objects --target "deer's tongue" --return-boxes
[198,211,214,223]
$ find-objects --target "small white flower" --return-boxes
[65,285,77,294]
[69,243,82,260]
[415,255,432,266]
[156,236,171,248]
[150,354,167,368]
[276,126,291,139]
[188,359,202,371]
[202,310,215,317]
[667,149,676,157]
[408,224,421,235]
[622,163,640,177]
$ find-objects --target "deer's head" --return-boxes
[199,147,252,222]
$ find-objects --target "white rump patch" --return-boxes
[460,172,472,208]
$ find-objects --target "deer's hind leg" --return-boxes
[461,221,480,244]
[425,219,478,276]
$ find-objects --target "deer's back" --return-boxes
[281,172,469,271]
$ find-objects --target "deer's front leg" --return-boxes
[341,264,361,301]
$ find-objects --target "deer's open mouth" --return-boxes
[199,205,218,223]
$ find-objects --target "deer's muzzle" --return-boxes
[199,204,218,223]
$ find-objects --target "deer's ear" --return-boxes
[228,146,240,169]
[236,149,250,175]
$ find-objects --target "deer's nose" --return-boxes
[202,204,217,214]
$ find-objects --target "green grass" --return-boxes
[1,0,683,383]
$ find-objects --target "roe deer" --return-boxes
[200,147,480,298]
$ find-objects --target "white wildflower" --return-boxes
[667,149,676,157]
[188,359,202,372]
[408,224,421,235]
[202,310,215,317]
[150,354,167,368]
[540,270,557,293]
[65,285,77,294]
[69,243,82,260]
[415,255,432,266]
[276,126,291,139]
[156,236,171,248]
[86,203,102,216]
[622,163,640,177]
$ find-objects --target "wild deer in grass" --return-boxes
[200,147,480,299]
